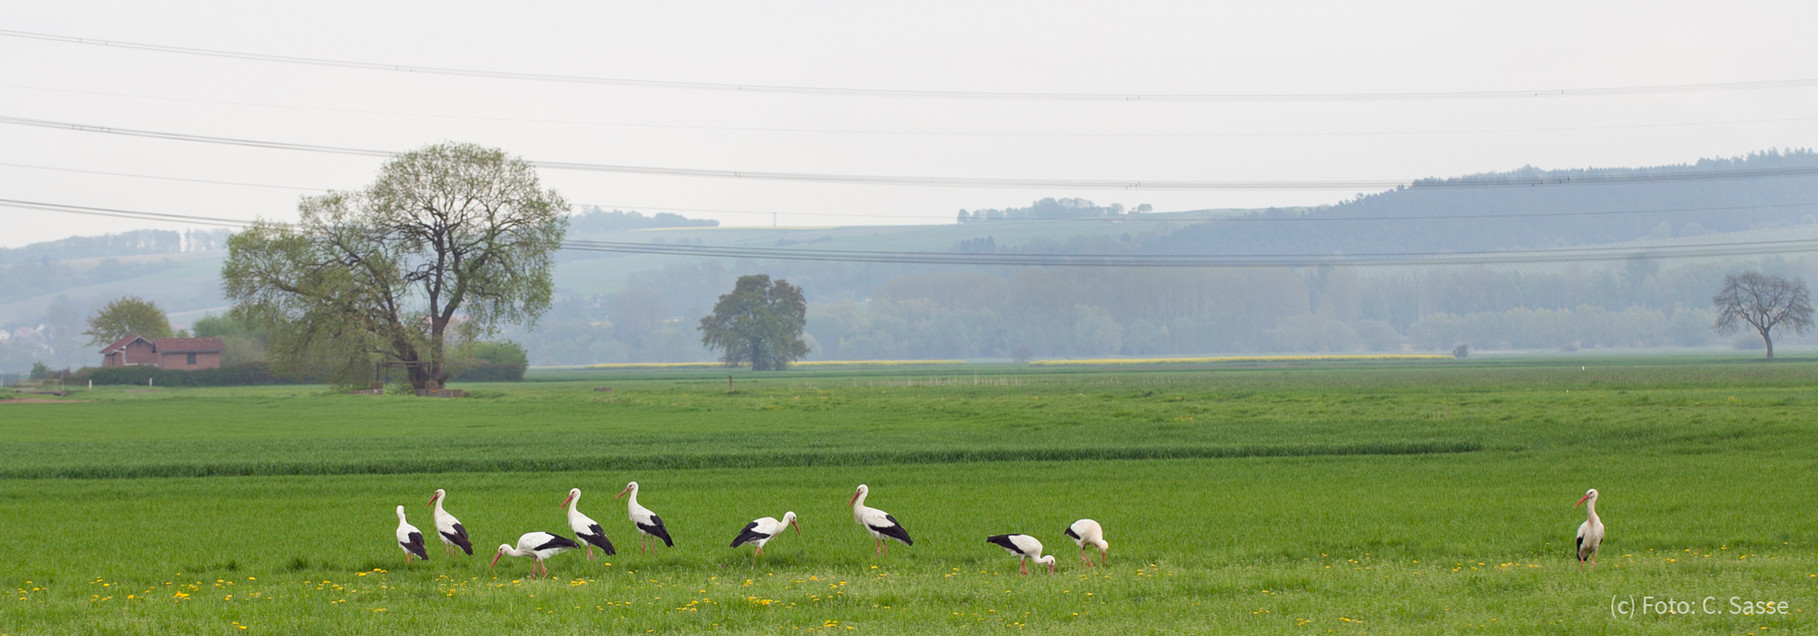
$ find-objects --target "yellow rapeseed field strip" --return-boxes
[584,360,966,370]
[792,360,965,367]
[1029,354,1452,366]
[583,362,724,369]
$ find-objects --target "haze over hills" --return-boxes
[4,151,1816,372]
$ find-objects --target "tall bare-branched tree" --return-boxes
[1712,271,1814,360]
[222,143,567,389]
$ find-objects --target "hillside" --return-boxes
[1148,149,1818,257]
[6,151,1818,371]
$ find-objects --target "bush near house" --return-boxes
[76,363,294,386]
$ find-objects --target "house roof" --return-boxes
[152,337,226,353]
[99,334,152,354]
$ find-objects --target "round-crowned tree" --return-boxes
[698,274,809,371]
[223,143,567,390]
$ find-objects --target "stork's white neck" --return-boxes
[852,489,868,509]
[434,495,447,515]
[625,488,640,510]
[1584,498,1599,523]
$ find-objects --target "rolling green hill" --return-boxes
[7,151,1818,371]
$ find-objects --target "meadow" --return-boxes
[1,356,1814,633]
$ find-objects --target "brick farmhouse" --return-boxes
[100,335,225,370]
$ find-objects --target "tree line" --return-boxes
[500,254,1818,364]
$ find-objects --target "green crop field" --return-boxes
[2,357,1814,633]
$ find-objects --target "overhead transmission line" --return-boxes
[8,82,1816,139]
[0,160,328,192]
[2,156,1815,225]
[5,29,1816,102]
[7,115,1818,191]
[7,197,1818,268]
[558,237,1818,267]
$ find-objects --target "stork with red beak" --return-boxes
[1574,488,1604,570]
[426,488,473,556]
[560,488,616,559]
[730,511,800,562]
[849,484,913,555]
[616,481,673,552]
[490,532,580,579]
[987,534,1056,575]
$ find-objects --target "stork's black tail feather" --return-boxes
[444,525,474,556]
[403,532,430,561]
[582,524,617,556]
[731,521,767,548]
[641,515,675,547]
[873,519,913,546]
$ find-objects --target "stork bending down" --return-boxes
[1064,519,1108,567]
[731,511,800,562]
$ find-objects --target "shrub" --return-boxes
[74,363,314,386]
[448,362,526,382]
[447,340,528,382]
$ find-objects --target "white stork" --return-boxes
[490,532,580,579]
[730,511,799,561]
[426,488,473,556]
[848,484,913,555]
[986,534,1056,575]
[615,481,673,552]
[1064,518,1108,567]
[1575,488,1605,570]
[394,505,428,564]
[560,488,616,559]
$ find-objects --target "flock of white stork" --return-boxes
[392,483,1112,579]
[393,484,1606,579]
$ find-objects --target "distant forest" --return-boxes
[568,206,720,233]
[958,198,1152,222]
[0,228,229,265]
[508,150,1818,364]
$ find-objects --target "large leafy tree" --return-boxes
[222,143,567,389]
[1712,271,1814,360]
[699,274,809,370]
[83,296,172,346]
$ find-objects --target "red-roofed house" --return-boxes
[100,335,224,370]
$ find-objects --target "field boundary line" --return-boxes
[0,441,1481,480]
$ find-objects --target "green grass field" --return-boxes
[2,357,1814,633]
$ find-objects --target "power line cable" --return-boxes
[0,198,254,227]
[7,81,1816,139]
[0,160,327,192]
[558,236,1818,267]
[4,156,1815,225]
[7,197,1816,267]
[7,115,1818,191]
[5,29,1815,103]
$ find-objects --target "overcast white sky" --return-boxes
[2,1,1815,247]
